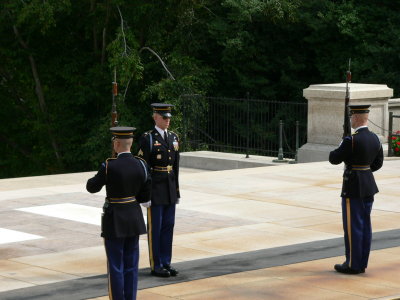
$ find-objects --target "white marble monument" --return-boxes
[298,83,393,163]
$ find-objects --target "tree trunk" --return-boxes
[101,0,111,65]
[90,0,98,55]
[13,25,63,169]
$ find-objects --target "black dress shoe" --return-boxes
[164,265,179,276]
[334,263,362,274]
[151,268,171,277]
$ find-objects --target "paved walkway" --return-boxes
[0,160,399,299]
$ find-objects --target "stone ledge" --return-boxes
[304,83,393,100]
[180,151,291,170]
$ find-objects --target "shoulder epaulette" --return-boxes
[142,130,152,137]
[105,157,117,164]
[134,155,146,163]
[105,157,117,175]
[170,131,179,139]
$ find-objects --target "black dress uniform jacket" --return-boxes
[329,127,384,198]
[137,129,180,205]
[86,153,151,238]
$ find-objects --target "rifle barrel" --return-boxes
[343,59,352,138]
[111,69,118,157]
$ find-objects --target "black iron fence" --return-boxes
[388,111,400,157]
[180,94,307,159]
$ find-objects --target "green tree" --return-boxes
[1,0,399,178]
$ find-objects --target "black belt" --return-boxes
[106,196,136,204]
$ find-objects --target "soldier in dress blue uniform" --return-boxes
[86,126,151,300]
[329,105,384,274]
[137,103,180,278]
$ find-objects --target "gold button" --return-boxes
[168,150,171,152]
[169,157,172,160]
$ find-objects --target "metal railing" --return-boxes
[388,111,400,157]
[180,95,307,159]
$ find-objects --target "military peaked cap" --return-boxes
[349,104,371,114]
[110,126,136,139]
[151,103,174,118]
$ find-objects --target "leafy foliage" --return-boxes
[0,0,399,178]
[391,133,400,156]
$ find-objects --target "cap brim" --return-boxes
[350,110,370,114]
[160,112,172,118]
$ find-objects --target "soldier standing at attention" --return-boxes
[86,127,151,300]
[329,105,383,274]
[137,103,180,278]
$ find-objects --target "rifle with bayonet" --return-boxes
[343,59,352,138]
[111,69,118,157]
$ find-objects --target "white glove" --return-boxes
[141,201,151,208]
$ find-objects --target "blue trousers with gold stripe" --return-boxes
[342,196,374,271]
[147,204,176,271]
[104,236,139,300]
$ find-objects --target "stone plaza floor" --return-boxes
[0,159,399,299]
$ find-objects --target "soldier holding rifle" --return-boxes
[329,62,384,274]
[86,74,151,299]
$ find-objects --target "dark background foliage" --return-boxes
[1,0,399,178]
